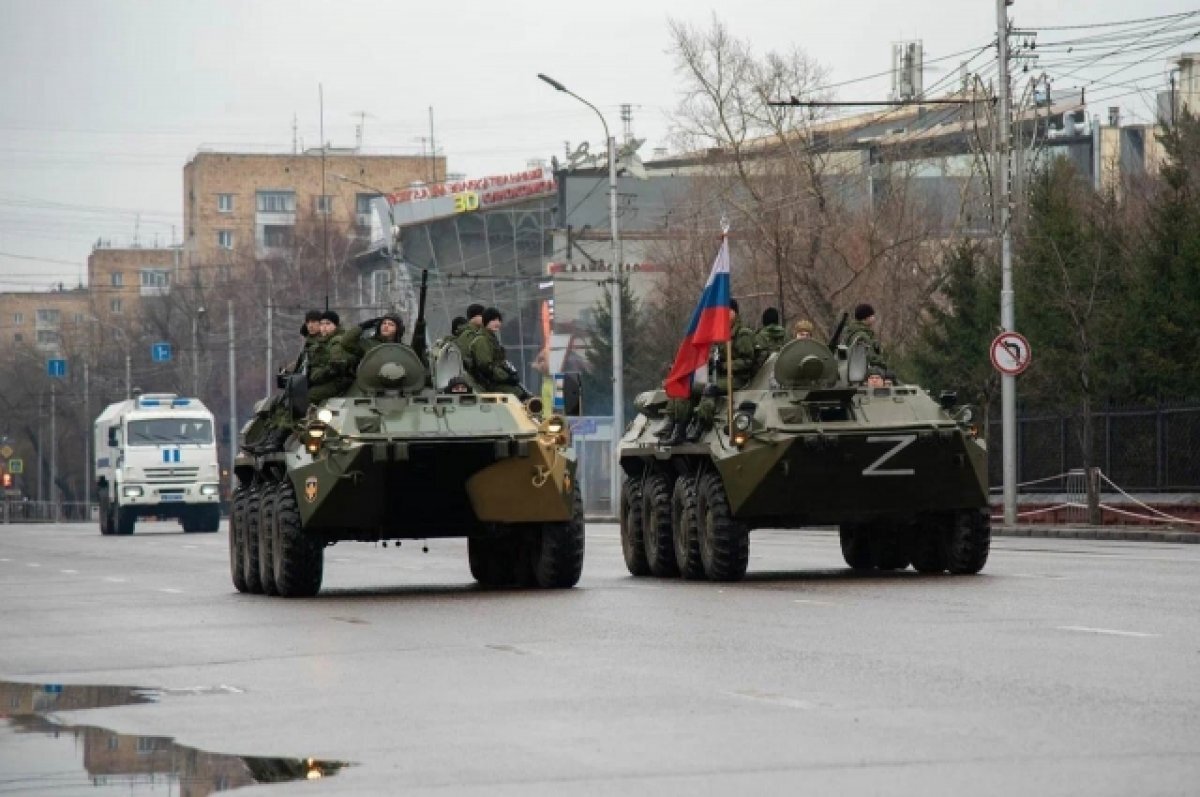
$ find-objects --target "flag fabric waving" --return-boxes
[664,235,732,399]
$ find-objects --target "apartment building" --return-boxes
[85,245,182,322]
[0,288,90,352]
[182,148,441,280]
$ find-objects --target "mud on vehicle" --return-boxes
[618,339,990,582]
[229,341,583,597]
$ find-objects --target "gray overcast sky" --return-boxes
[1,0,1197,289]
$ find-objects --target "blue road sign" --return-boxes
[570,418,597,435]
[46,358,67,378]
[152,342,172,362]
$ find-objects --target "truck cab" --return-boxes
[94,393,222,535]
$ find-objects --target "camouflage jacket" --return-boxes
[709,319,757,389]
[469,328,516,388]
[754,324,788,367]
[455,324,481,369]
[306,333,338,386]
[844,320,885,367]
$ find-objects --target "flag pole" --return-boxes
[721,217,733,436]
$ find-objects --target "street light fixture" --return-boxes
[537,72,625,515]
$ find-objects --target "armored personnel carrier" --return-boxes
[229,341,583,597]
[618,338,989,582]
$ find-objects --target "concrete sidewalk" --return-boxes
[994,524,1199,544]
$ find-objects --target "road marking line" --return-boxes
[730,690,814,710]
[104,577,128,583]
[0,558,10,562]
[1057,625,1159,638]
[26,563,41,568]
[794,599,837,606]
[60,569,78,574]
[159,588,183,594]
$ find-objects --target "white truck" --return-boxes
[94,393,222,535]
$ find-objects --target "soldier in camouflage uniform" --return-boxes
[469,307,527,397]
[307,311,353,405]
[753,307,787,369]
[844,303,885,368]
[659,298,756,445]
[455,303,485,372]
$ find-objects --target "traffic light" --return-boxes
[2,472,11,489]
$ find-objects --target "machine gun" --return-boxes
[828,311,849,348]
[409,269,429,364]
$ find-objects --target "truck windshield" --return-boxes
[127,419,213,445]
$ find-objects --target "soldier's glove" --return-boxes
[359,316,382,330]
[501,360,521,384]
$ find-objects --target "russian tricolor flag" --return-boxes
[664,235,731,399]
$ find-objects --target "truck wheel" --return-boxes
[200,504,221,533]
[243,489,264,594]
[908,519,948,573]
[619,475,650,576]
[946,509,990,575]
[258,484,279,596]
[839,523,874,570]
[672,475,703,580]
[229,489,249,593]
[99,495,111,535]
[469,533,518,587]
[641,472,678,577]
[871,522,910,571]
[697,472,748,582]
[114,505,136,536]
[531,482,585,589]
[273,480,323,597]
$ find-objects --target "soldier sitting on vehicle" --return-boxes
[793,319,814,340]
[844,303,886,368]
[754,307,787,369]
[469,307,529,398]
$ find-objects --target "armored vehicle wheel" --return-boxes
[641,472,679,577]
[871,523,910,571]
[671,475,704,580]
[258,483,279,596]
[114,505,136,536]
[908,520,948,573]
[469,534,519,587]
[272,480,324,597]
[619,476,650,576]
[229,488,250,593]
[529,482,585,589]
[697,472,748,582]
[946,509,990,575]
[839,523,874,570]
[243,488,264,594]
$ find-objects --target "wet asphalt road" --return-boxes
[1,520,1199,796]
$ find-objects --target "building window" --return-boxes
[36,329,59,346]
[36,308,60,324]
[355,193,380,215]
[140,269,170,288]
[14,333,23,342]
[12,312,22,325]
[73,313,84,323]
[110,272,123,287]
[263,225,293,249]
[110,298,123,314]
[370,269,392,304]
[217,230,234,250]
[256,191,295,213]
[315,195,333,214]
[217,193,234,213]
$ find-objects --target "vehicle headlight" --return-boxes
[122,485,143,498]
[304,424,327,454]
[732,412,753,433]
[199,483,220,496]
[546,416,565,435]
[317,408,334,424]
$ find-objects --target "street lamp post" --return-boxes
[538,73,624,516]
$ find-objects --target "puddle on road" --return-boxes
[0,680,348,795]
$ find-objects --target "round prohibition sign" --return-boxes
[990,331,1032,376]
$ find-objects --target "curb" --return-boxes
[994,525,1199,544]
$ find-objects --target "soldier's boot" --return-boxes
[259,426,290,453]
[684,416,706,443]
[655,419,676,440]
[663,420,688,447]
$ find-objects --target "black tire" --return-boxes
[839,523,873,570]
[671,475,704,580]
[469,533,518,587]
[871,523,910,571]
[530,482,585,588]
[641,472,678,577]
[114,505,136,536]
[946,509,990,575]
[908,519,948,574]
[98,494,111,535]
[191,504,220,533]
[697,472,748,582]
[273,480,323,597]
[619,475,650,576]
[229,488,250,593]
[258,484,279,596]
[243,489,264,594]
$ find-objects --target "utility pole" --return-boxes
[125,349,131,400]
[192,314,200,397]
[997,0,1017,526]
[50,384,57,517]
[227,299,237,487]
[83,362,89,507]
[265,295,274,397]
[36,392,43,502]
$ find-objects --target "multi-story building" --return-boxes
[0,288,90,352]
[182,148,441,284]
[85,245,182,322]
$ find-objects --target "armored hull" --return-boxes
[230,343,583,597]
[618,338,990,582]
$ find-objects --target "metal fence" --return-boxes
[987,405,1200,492]
[1,501,96,523]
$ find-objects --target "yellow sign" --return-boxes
[0,445,11,459]
[453,191,480,213]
